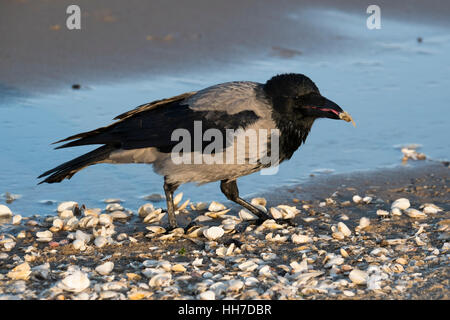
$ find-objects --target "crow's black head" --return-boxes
[264,73,354,123]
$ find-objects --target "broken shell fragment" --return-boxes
[203,226,224,241]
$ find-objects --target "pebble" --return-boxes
[391,198,410,210]
[203,226,224,241]
[358,217,370,229]
[95,262,114,275]
[349,269,368,285]
[59,271,90,293]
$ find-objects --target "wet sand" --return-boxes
[1,0,450,92]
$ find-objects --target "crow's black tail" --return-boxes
[38,145,115,184]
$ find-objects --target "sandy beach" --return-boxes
[1,0,449,301]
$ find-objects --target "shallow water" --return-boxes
[1,9,449,216]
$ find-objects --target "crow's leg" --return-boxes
[220,179,271,220]
[163,177,179,230]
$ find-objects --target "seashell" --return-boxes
[349,269,368,285]
[143,209,165,224]
[203,226,224,241]
[7,262,31,280]
[265,233,288,242]
[149,272,172,287]
[186,226,207,238]
[415,236,426,246]
[12,215,22,225]
[290,259,308,273]
[36,230,53,239]
[239,209,258,221]
[105,203,123,211]
[171,264,186,272]
[110,211,129,219]
[52,218,64,230]
[94,236,107,248]
[59,210,74,219]
[363,196,373,204]
[75,230,91,243]
[176,199,190,211]
[146,226,166,234]
[332,232,345,240]
[95,261,114,275]
[405,208,427,219]
[0,204,13,218]
[277,205,300,219]
[291,234,311,244]
[251,197,267,207]
[222,222,236,232]
[98,214,113,225]
[337,222,351,237]
[352,195,362,204]
[358,217,370,230]
[258,265,272,277]
[84,208,101,217]
[198,291,215,300]
[227,279,244,292]
[103,198,122,204]
[420,203,443,214]
[138,203,154,217]
[391,207,402,216]
[258,219,283,231]
[269,207,283,219]
[78,216,98,229]
[208,201,226,212]
[195,202,208,211]
[173,192,183,207]
[238,260,258,272]
[57,201,78,213]
[376,209,390,217]
[72,239,86,251]
[340,248,349,258]
[391,198,410,210]
[59,271,90,293]
[63,217,79,231]
[205,208,231,219]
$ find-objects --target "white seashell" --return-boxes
[277,205,300,218]
[149,272,172,287]
[391,198,410,210]
[105,203,123,211]
[78,216,99,229]
[94,236,107,248]
[7,262,31,280]
[12,215,22,225]
[176,199,190,212]
[84,208,101,217]
[195,202,208,211]
[332,232,345,240]
[258,265,272,277]
[238,260,258,272]
[57,201,78,213]
[269,207,283,219]
[186,226,207,238]
[245,277,259,286]
[205,208,231,219]
[349,269,368,285]
[358,217,370,229]
[4,241,16,250]
[340,248,349,258]
[75,230,91,243]
[0,204,13,217]
[36,230,53,239]
[52,218,64,230]
[325,256,344,268]
[405,208,427,219]
[138,203,154,217]
[208,201,226,212]
[110,211,129,219]
[337,222,352,237]
[227,279,244,292]
[363,196,373,204]
[391,207,402,216]
[59,271,90,293]
[203,226,224,241]
[143,208,165,224]
[239,209,258,221]
[146,226,166,234]
[173,192,183,207]
[198,290,215,300]
[99,214,113,225]
[72,239,86,251]
[352,195,362,204]
[290,259,308,273]
[95,261,114,275]
[63,217,79,231]
[291,234,311,244]
[59,210,74,219]
[251,197,267,207]
[421,203,443,214]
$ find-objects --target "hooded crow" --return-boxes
[38,73,355,229]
